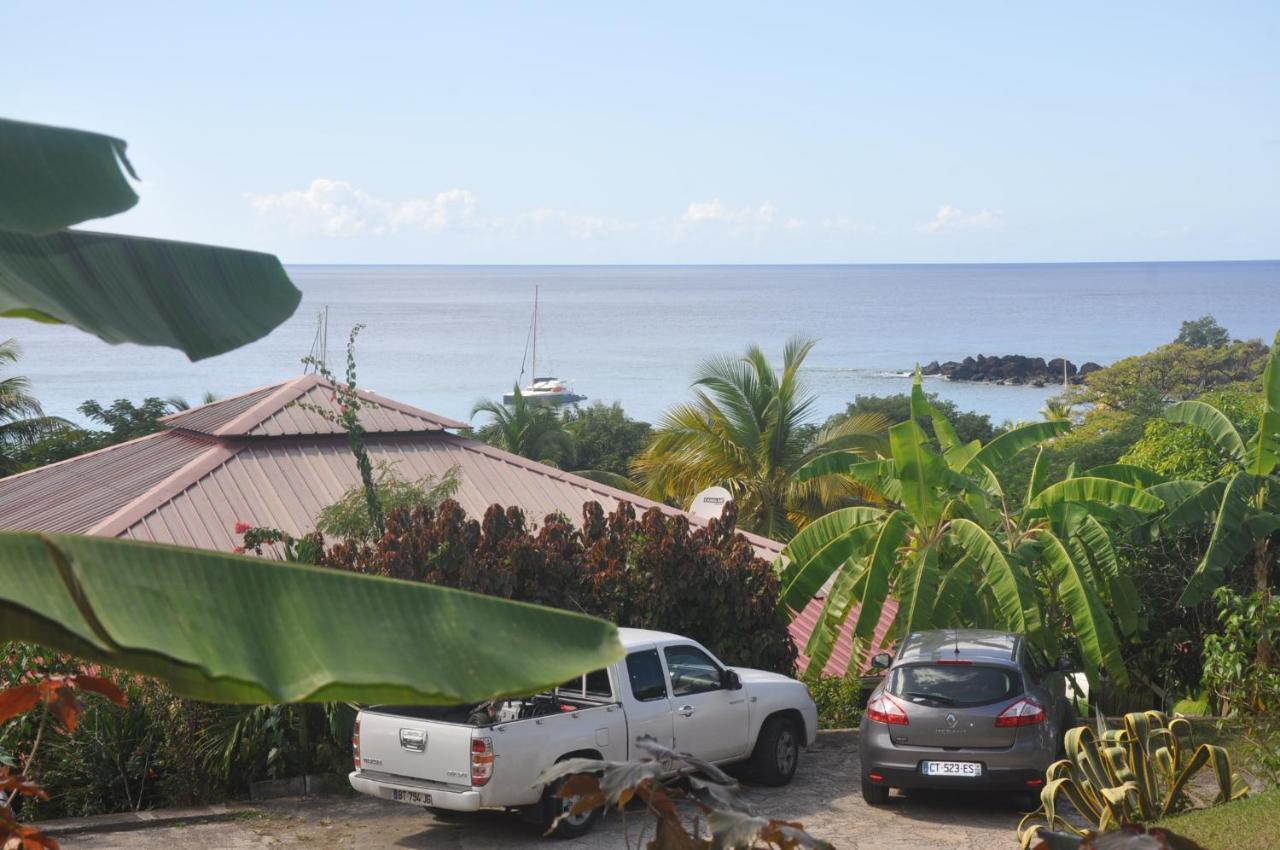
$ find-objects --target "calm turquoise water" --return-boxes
[8,262,1279,428]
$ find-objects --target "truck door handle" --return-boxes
[678,705,695,717]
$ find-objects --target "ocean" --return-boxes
[9,262,1280,429]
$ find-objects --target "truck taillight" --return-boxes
[471,737,494,786]
[995,698,1045,728]
[866,692,909,726]
[352,720,361,770]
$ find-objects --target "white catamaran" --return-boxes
[502,285,585,406]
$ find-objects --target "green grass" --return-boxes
[1154,789,1280,850]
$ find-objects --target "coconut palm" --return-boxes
[1041,396,1075,422]
[471,385,577,468]
[0,338,67,474]
[632,337,889,541]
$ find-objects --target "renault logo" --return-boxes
[946,713,958,729]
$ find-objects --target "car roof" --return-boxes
[617,627,688,649]
[896,629,1021,665]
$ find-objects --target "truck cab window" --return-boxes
[585,668,612,699]
[663,645,722,696]
[626,649,668,702]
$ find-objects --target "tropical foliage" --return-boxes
[561,401,651,479]
[827,390,997,445]
[634,337,889,540]
[319,499,797,674]
[0,338,65,475]
[314,462,460,542]
[778,373,1160,686]
[472,384,577,468]
[1017,712,1248,847]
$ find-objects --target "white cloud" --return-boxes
[248,179,483,236]
[920,204,1005,233]
[681,198,776,226]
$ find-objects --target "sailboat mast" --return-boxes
[531,285,538,383]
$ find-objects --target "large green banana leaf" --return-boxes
[1031,477,1164,513]
[969,419,1071,470]
[895,545,942,635]
[1163,400,1246,463]
[947,518,1036,633]
[1254,330,1280,475]
[1179,472,1262,606]
[0,118,138,234]
[776,506,883,610]
[0,532,623,704]
[1036,531,1127,685]
[1083,463,1168,488]
[0,228,301,361]
[889,419,945,527]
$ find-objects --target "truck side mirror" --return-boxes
[871,652,893,670]
[721,669,742,691]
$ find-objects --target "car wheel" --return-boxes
[541,775,601,839]
[749,715,801,786]
[861,776,890,805]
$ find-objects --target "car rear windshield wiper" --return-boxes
[903,691,956,705]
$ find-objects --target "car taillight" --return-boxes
[866,692,909,726]
[352,720,361,770]
[995,698,1045,728]
[471,737,494,786]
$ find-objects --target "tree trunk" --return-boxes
[1256,538,1273,670]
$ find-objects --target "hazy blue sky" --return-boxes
[8,2,1278,263]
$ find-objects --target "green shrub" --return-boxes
[1202,587,1280,716]
[801,672,863,729]
[314,462,459,542]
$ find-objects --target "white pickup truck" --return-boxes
[349,628,818,837]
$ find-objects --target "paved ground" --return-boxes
[58,732,1028,849]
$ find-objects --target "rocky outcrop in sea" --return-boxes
[920,354,1103,387]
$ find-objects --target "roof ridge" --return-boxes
[215,374,323,436]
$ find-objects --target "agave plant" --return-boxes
[777,372,1161,684]
[1017,712,1249,848]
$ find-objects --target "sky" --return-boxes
[6,2,1279,264]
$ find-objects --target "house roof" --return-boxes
[0,373,894,676]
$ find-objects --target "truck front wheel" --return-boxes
[541,775,601,839]
[748,715,800,786]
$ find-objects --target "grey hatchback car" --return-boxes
[859,629,1071,804]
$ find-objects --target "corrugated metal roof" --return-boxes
[161,375,466,436]
[788,594,899,678]
[0,430,216,533]
[0,377,893,670]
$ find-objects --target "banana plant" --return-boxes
[777,373,1160,686]
[1149,331,1280,638]
[1017,711,1249,848]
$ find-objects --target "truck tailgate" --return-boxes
[359,709,473,786]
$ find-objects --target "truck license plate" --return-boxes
[921,761,982,777]
[392,789,433,805]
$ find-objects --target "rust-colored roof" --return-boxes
[161,374,466,436]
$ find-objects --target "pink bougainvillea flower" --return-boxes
[232,546,245,554]
[234,521,252,534]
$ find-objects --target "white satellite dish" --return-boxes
[688,486,733,520]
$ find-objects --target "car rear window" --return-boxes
[888,663,1022,708]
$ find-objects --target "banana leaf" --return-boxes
[970,420,1071,470]
[794,450,861,482]
[0,118,138,234]
[0,228,301,361]
[895,544,941,635]
[1036,532,1127,686]
[948,518,1038,634]
[1031,477,1164,513]
[802,563,866,671]
[776,506,883,611]
[889,419,945,528]
[0,532,622,704]
[1180,471,1260,606]
[1083,464,1168,488]
[847,510,911,645]
[1163,401,1246,463]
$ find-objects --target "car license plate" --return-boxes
[392,789,433,805]
[921,760,982,777]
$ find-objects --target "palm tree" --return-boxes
[1041,396,1075,422]
[632,337,888,541]
[471,385,576,468]
[0,338,66,474]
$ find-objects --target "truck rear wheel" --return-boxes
[747,715,800,786]
[541,775,600,839]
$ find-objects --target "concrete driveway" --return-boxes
[58,732,1026,849]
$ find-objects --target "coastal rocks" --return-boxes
[921,354,1092,386]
